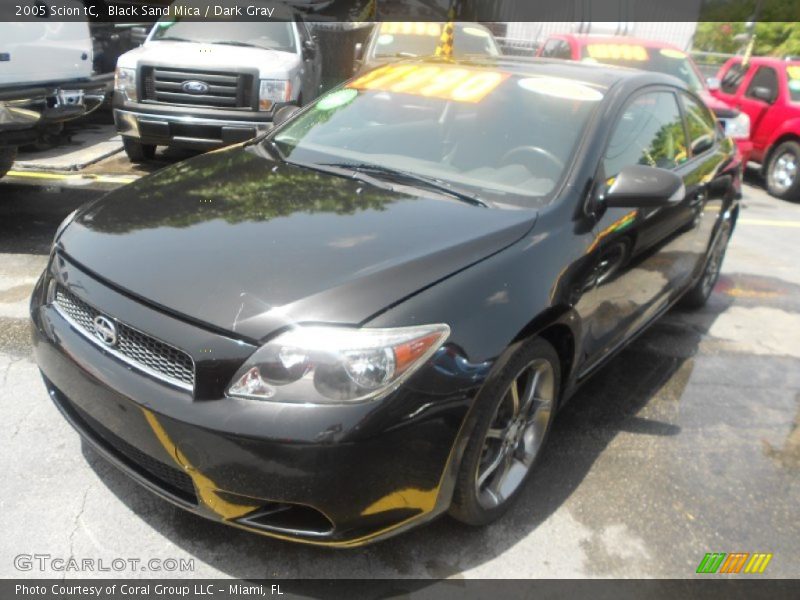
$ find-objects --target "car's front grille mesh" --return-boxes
[141,66,254,109]
[53,286,195,390]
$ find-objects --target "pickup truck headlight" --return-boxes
[114,67,137,102]
[226,324,450,404]
[259,79,292,111]
[724,111,750,140]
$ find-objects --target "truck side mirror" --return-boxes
[750,86,774,103]
[706,77,720,91]
[302,40,316,60]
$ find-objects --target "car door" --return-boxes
[738,65,783,158]
[678,91,730,265]
[574,88,701,373]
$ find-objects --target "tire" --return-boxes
[765,140,800,201]
[680,218,733,309]
[0,146,17,179]
[122,138,156,163]
[449,337,560,526]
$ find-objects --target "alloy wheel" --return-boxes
[771,151,798,195]
[474,358,555,509]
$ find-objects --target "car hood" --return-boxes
[60,147,537,341]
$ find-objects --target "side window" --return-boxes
[745,66,779,103]
[603,91,688,179]
[720,63,747,94]
[541,39,571,59]
[681,94,717,156]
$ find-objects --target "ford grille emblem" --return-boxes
[93,315,118,347]
[182,80,209,95]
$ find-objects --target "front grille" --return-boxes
[141,66,255,109]
[49,381,198,505]
[53,286,195,390]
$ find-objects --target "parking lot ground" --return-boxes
[0,170,799,578]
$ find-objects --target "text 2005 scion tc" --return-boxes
[31,57,741,546]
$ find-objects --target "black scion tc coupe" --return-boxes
[31,57,741,546]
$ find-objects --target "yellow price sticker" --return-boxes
[380,22,441,37]
[787,65,800,80]
[586,43,649,62]
[348,64,509,103]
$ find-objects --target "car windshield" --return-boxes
[271,63,604,204]
[580,43,704,92]
[372,23,500,59]
[787,64,800,103]
[151,20,296,52]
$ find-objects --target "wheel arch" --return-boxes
[762,132,800,175]
[511,305,580,401]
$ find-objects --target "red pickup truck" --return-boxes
[536,35,753,164]
[711,57,800,201]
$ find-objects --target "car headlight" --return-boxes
[227,324,450,404]
[259,79,292,111]
[723,111,750,140]
[53,209,78,246]
[114,67,137,102]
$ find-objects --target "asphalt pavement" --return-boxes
[1,165,798,579]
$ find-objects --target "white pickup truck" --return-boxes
[113,3,322,161]
[0,6,105,179]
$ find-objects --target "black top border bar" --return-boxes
[1,0,799,23]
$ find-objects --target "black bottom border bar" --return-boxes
[4,579,800,600]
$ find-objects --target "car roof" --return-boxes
[550,34,682,51]
[409,55,688,90]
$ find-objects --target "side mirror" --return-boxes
[706,77,721,91]
[354,42,363,61]
[302,40,316,60]
[273,104,300,127]
[750,85,774,103]
[603,165,685,209]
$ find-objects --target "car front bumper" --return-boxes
[30,254,476,546]
[114,108,273,149]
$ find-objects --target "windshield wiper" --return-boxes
[320,162,488,207]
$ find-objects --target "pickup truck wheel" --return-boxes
[0,146,17,179]
[449,337,559,526]
[680,218,732,309]
[122,138,156,163]
[766,141,800,201]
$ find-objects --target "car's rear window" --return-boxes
[580,43,704,93]
[372,23,499,59]
[272,63,604,205]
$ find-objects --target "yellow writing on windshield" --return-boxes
[380,22,442,37]
[586,43,648,61]
[348,64,509,103]
[787,65,800,80]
